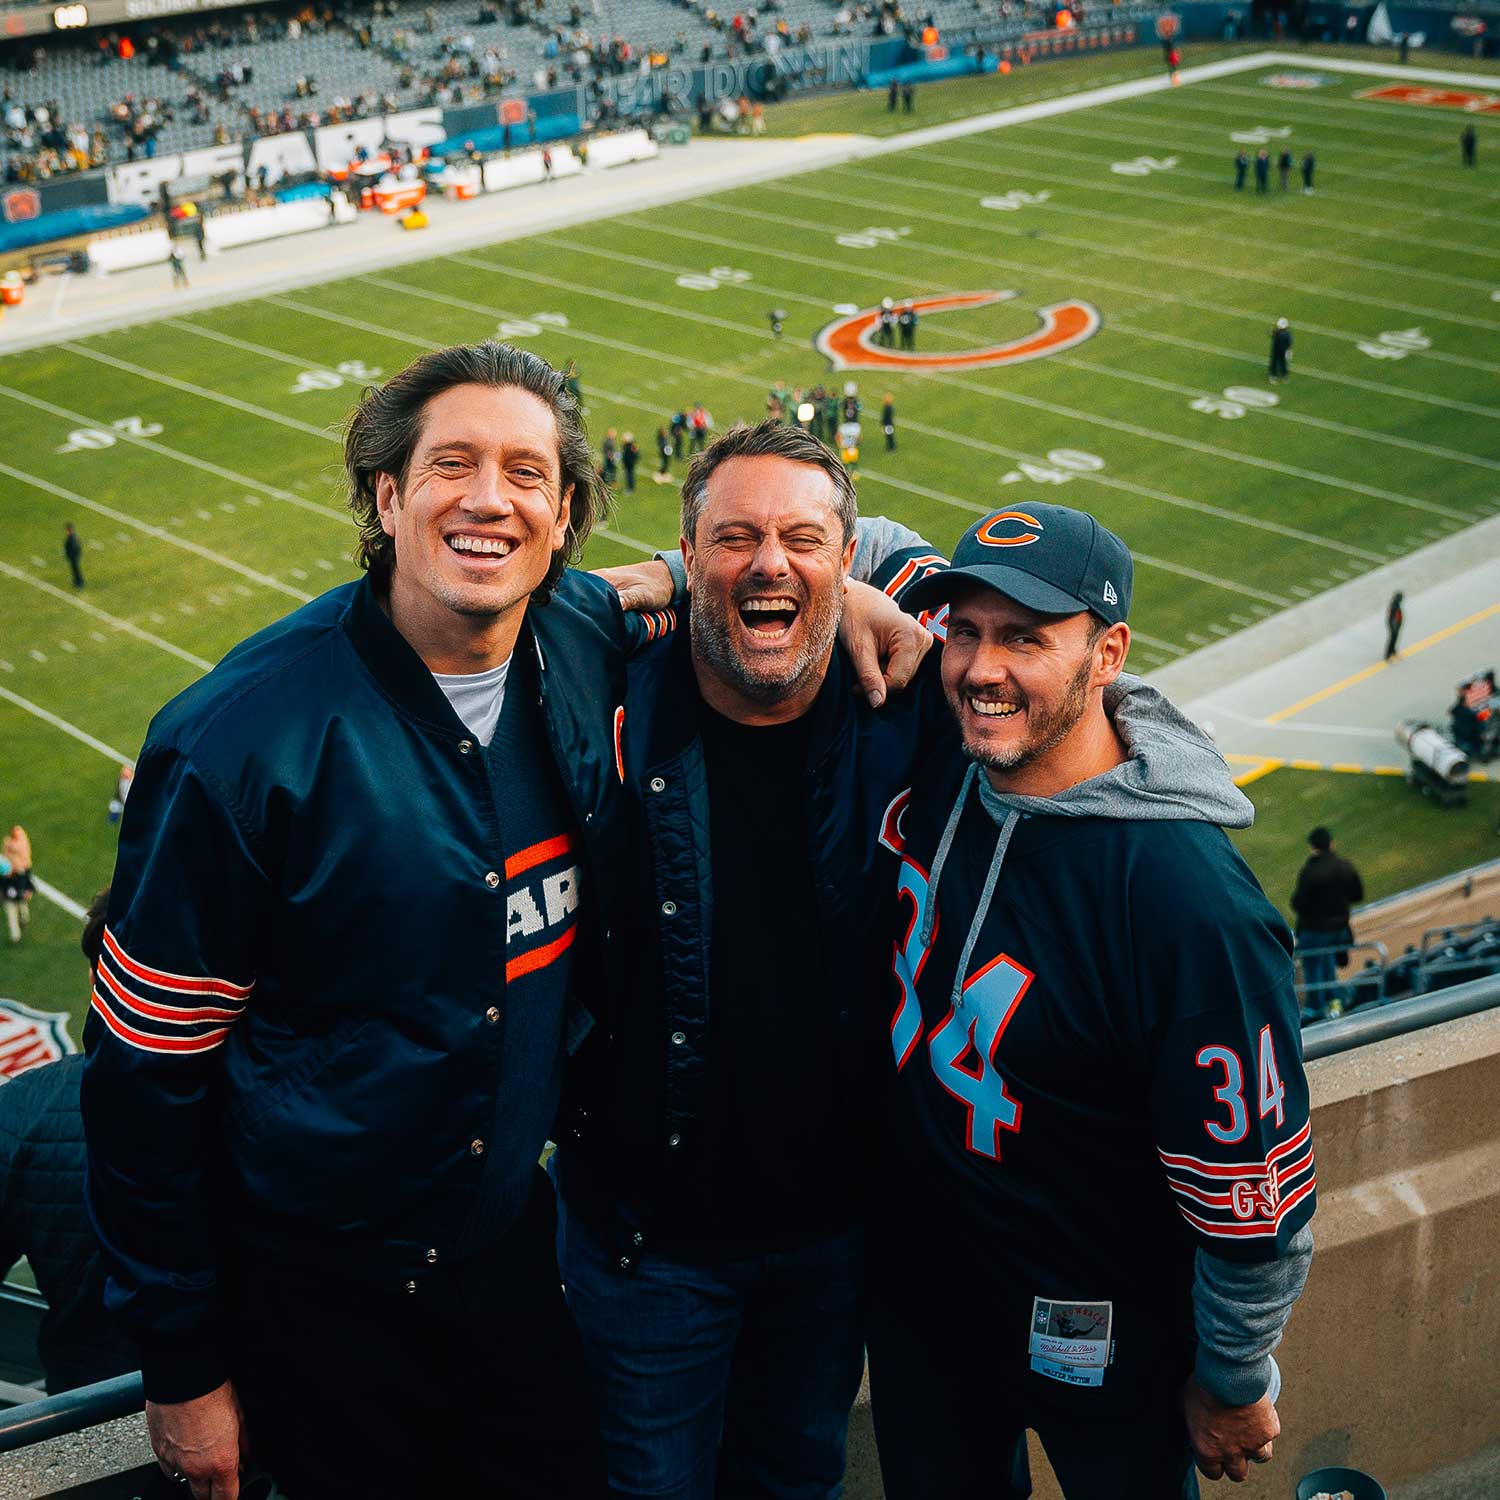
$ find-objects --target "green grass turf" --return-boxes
[1232,770,1500,924]
[4,47,1499,1038]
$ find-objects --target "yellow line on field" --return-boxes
[1233,758,1284,787]
[1266,601,1500,724]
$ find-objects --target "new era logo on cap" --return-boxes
[903,502,1133,626]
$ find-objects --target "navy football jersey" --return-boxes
[876,753,1314,1416]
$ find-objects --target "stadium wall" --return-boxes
[1179,1,1500,55]
[842,1006,1500,1499]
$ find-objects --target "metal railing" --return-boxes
[1302,969,1500,1061]
[1296,939,1388,1021]
[0,1371,143,1455]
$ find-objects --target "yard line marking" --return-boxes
[32,875,88,921]
[351,273,1386,562]
[551,220,1500,471]
[0,383,347,522]
[691,197,1500,378]
[165,318,351,370]
[0,460,313,603]
[907,143,1500,261]
[539,235,840,311]
[932,119,1500,232]
[837,163,1500,294]
[447,256,786,342]
[380,247,1460,525]
[1054,357,1500,474]
[616,213,1500,421]
[761,180,1500,337]
[0,683,134,765]
[1266,602,1500,724]
[59,343,341,439]
[1101,321,1500,422]
[1232,758,1285,788]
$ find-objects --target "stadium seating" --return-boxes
[1302,915,1500,1020]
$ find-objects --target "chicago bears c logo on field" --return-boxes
[814,291,1101,372]
[977,510,1044,548]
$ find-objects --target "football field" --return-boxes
[2,47,1498,1031]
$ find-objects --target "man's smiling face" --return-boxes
[683,454,855,710]
[375,382,572,646]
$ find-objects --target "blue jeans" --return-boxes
[1297,928,1346,1015]
[557,1200,865,1500]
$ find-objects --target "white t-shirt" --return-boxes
[431,657,511,747]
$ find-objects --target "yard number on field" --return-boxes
[981,190,1052,211]
[675,267,752,291]
[1230,126,1294,144]
[56,415,163,454]
[495,312,571,338]
[1110,156,1178,176]
[1189,386,1280,420]
[1000,449,1105,485]
[835,226,912,249]
[290,360,384,394]
[1357,328,1430,361]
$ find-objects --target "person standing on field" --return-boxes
[1277,147,1293,190]
[1269,317,1292,382]
[1254,147,1270,193]
[63,523,85,588]
[1234,150,1249,190]
[1300,151,1315,193]
[1461,124,1476,167]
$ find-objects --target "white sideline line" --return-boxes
[0,459,314,603]
[538,224,1500,466]
[835,163,1500,294]
[349,273,1390,561]
[0,683,134,766]
[906,144,1500,258]
[0,383,347,523]
[32,875,88,922]
[419,252,1463,522]
[763,179,1500,338]
[0,560,215,672]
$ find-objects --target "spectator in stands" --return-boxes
[1291,827,1364,1017]
[0,885,138,1392]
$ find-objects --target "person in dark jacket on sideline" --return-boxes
[1384,590,1404,660]
[621,430,640,491]
[556,421,945,1500]
[0,887,137,1393]
[1234,149,1249,190]
[1254,146,1270,192]
[1291,826,1364,1017]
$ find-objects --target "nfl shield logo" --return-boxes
[0,998,77,1081]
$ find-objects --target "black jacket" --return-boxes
[1291,849,1364,931]
[0,1055,137,1392]
[557,558,949,1255]
[83,570,654,1401]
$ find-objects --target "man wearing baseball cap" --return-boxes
[866,504,1315,1499]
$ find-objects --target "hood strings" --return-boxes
[920,763,1022,1009]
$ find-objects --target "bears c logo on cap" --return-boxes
[976,511,1044,548]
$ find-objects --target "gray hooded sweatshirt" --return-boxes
[921,675,1312,1408]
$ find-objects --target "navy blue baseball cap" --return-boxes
[904,502,1133,626]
